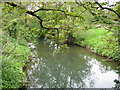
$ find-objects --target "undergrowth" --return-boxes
[1,35,31,88]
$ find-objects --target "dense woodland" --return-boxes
[0,0,120,88]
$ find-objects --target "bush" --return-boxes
[2,57,26,88]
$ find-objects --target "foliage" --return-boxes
[2,56,26,88]
[1,3,32,88]
[1,33,31,88]
[1,3,41,43]
[1,43,29,88]
[0,30,31,88]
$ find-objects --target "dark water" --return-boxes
[26,40,120,88]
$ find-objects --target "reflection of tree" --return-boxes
[114,74,120,89]
[119,74,120,81]
[27,41,96,88]
[94,57,120,73]
[83,47,120,73]
[27,40,119,88]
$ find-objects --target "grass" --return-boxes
[73,28,119,61]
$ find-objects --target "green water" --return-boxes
[26,40,120,88]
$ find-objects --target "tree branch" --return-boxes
[5,2,60,30]
[6,2,83,31]
[26,11,59,30]
[33,8,82,18]
[95,1,120,18]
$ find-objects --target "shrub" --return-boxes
[1,38,31,88]
[2,56,26,88]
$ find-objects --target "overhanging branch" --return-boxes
[5,2,60,30]
[95,1,120,18]
[33,8,82,18]
[5,2,84,30]
[75,0,120,18]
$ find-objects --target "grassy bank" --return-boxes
[1,34,31,88]
[73,28,119,61]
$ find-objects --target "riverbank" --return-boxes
[73,28,119,61]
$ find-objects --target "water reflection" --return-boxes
[26,40,120,88]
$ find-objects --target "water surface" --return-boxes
[26,40,120,88]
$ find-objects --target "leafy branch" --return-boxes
[5,2,60,30]
[33,8,82,18]
[5,2,83,31]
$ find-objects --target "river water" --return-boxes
[26,40,120,88]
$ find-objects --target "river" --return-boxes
[25,40,120,88]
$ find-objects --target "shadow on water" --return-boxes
[26,40,120,88]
